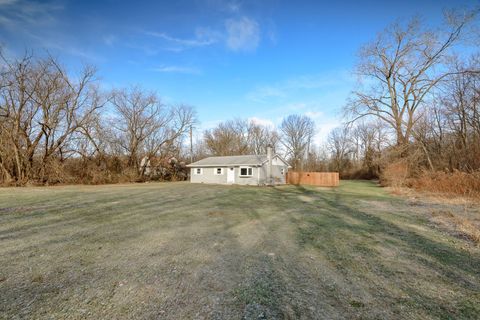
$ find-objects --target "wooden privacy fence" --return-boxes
[287,171,339,187]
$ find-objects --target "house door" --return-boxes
[227,167,235,184]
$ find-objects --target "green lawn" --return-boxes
[0,181,479,319]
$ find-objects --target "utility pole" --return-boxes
[189,125,193,163]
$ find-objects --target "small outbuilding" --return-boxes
[186,147,290,185]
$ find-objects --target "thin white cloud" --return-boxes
[201,119,223,131]
[103,35,117,46]
[248,117,275,128]
[266,19,277,45]
[305,111,323,120]
[241,100,342,145]
[0,0,62,29]
[246,71,354,102]
[153,65,201,75]
[146,27,221,51]
[0,0,18,5]
[314,118,342,145]
[300,109,339,144]
[205,0,241,13]
[246,86,285,102]
[125,42,161,56]
[225,16,260,52]
[225,0,241,13]
[145,16,261,54]
[147,32,212,47]
[25,32,101,61]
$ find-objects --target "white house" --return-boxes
[186,147,290,185]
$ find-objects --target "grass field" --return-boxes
[0,181,479,319]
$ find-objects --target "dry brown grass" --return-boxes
[409,170,480,199]
[431,209,480,245]
[387,182,480,246]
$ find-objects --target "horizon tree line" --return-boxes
[1,8,479,185]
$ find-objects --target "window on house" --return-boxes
[281,168,285,175]
[215,168,223,175]
[239,167,253,177]
[194,168,202,175]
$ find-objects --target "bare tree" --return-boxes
[345,11,477,146]
[110,87,163,169]
[304,144,330,172]
[203,119,250,156]
[328,126,353,174]
[203,118,280,156]
[247,121,280,155]
[279,114,316,170]
[110,87,196,177]
[421,55,480,171]
[352,120,389,176]
[141,103,196,177]
[0,51,102,184]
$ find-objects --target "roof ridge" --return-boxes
[204,154,266,157]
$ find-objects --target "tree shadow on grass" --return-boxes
[273,184,480,318]
[1,189,227,258]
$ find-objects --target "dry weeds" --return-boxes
[409,171,480,199]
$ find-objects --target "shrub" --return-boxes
[380,160,409,188]
[409,170,480,199]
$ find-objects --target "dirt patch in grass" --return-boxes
[298,195,315,203]
[207,211,225,217]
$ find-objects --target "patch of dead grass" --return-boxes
[410,171,480,199]
[298,195,315,203]
[207,211,225,217]
[431,209,480,245]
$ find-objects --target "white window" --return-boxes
[214,168,224,175]
[194,168,203,175]
[239,167,253,177]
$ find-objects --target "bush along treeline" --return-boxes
[1,9,480,197]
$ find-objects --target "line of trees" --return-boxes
[0,52,195,185]
[342,10,480,178]
[1,9,479,189]
[0,49,320,185]
[198,115,315,171]
[196,10,480,189]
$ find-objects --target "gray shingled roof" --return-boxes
[186,155,268,167]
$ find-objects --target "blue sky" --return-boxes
[0,0,476,143]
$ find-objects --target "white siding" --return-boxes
[190,167,228,184]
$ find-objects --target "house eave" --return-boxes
[186,163,262,168]
[260,154,291,167]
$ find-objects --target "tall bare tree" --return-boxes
[141,103,196,176]
[110,87,195,177]
[110,87,163,169]
[203,119,250,156]
[279,114,316,170]
[247,121,280,155]
[423,55,480,171]
[346,11,477,146]
[328,126,353,173]
[0,51,102,183]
